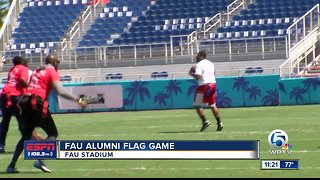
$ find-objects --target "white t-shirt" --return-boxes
[194,59,216,85]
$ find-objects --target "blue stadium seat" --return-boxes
[255,67,264,73]
[60,75,72,82]
[245,67,255,74]
[1,78,8,84]
[10,3,87,50]
[106,73,113,80]
[112,73,123,80]
[158,71,168,78]
[151,72,159,78]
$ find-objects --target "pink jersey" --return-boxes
[2,64,29,96]
[25,65,60,100]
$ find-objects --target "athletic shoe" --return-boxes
[33,160,51,173]
[7,166,19,173]
[217,123,223,131]
[200,121,211,132]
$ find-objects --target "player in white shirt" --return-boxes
[188,50,223,132]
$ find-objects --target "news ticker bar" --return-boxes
[261,160,299,170]
[24,140,259,160]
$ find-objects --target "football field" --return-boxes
[0,105,319,178]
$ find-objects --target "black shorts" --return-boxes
[19,95,58,138]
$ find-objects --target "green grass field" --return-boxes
[0,105,320,178]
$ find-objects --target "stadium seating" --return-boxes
[209,0,319,40]
[245,67,255,74]
[106,73,113,80]
[255,66,264,74]
[158,71,168,78]
[1,78,8,84]
[79,0,233,46]
[60,75,73,82]
[105,73,123,80]
[10,0,87,50]
[78,0,150,47]
[111,73,123,79]
[151,71,159,78]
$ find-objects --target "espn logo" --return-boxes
[26,143,56,151]
[24,141,57,159]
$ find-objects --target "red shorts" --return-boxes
[193,83,216,107]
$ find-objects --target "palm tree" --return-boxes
[0,0,10,28]
[232,77,249,106]
[125,81,151,106]
[123,98,132,106]
[165,80,182,108]
[165,80,182,96]
[216,89,232,108]
[186,79,198,96]
[245,86,261,105]
[301,78,320,103]
[289,87,306,104]
[262,89,279,106]
[278,82,287,94]
[154,92,169,107]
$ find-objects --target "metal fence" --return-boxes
[279,4,320,78]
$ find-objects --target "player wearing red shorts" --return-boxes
[188,50,223,132]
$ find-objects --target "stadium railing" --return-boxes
[52,67,280,83]
[0,35,287,72]
[0,0,23,53]
[279,4,319,78]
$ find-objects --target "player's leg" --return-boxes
[210,105,223,131]
[196,107,211,132]
[207,83,223,131]
[7,104,36,173]
[7,123,34,173]
[12,95,24,136]
[15,96,46,141]
[193,86,211,132]
[40,110,58,140]
[0,95,14,153]
[33,110,57,173]
[0,109,13,152]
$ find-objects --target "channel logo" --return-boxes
[268,129,292,155]
[24,140,57,159]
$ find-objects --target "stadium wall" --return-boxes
[46,75,320,113]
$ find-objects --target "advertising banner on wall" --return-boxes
[58,85,123,109]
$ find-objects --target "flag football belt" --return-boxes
[5,93,12,108]
[2,92,21,108]
[29,94,49,118]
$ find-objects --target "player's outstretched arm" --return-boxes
[52,81,87,108]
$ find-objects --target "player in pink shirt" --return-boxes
[189,51,223,132]
[7,54,87,173]
[0,56,29,153]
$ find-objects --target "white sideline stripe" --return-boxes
[15,167,320,172]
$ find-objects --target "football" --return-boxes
[189,65,196,75]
